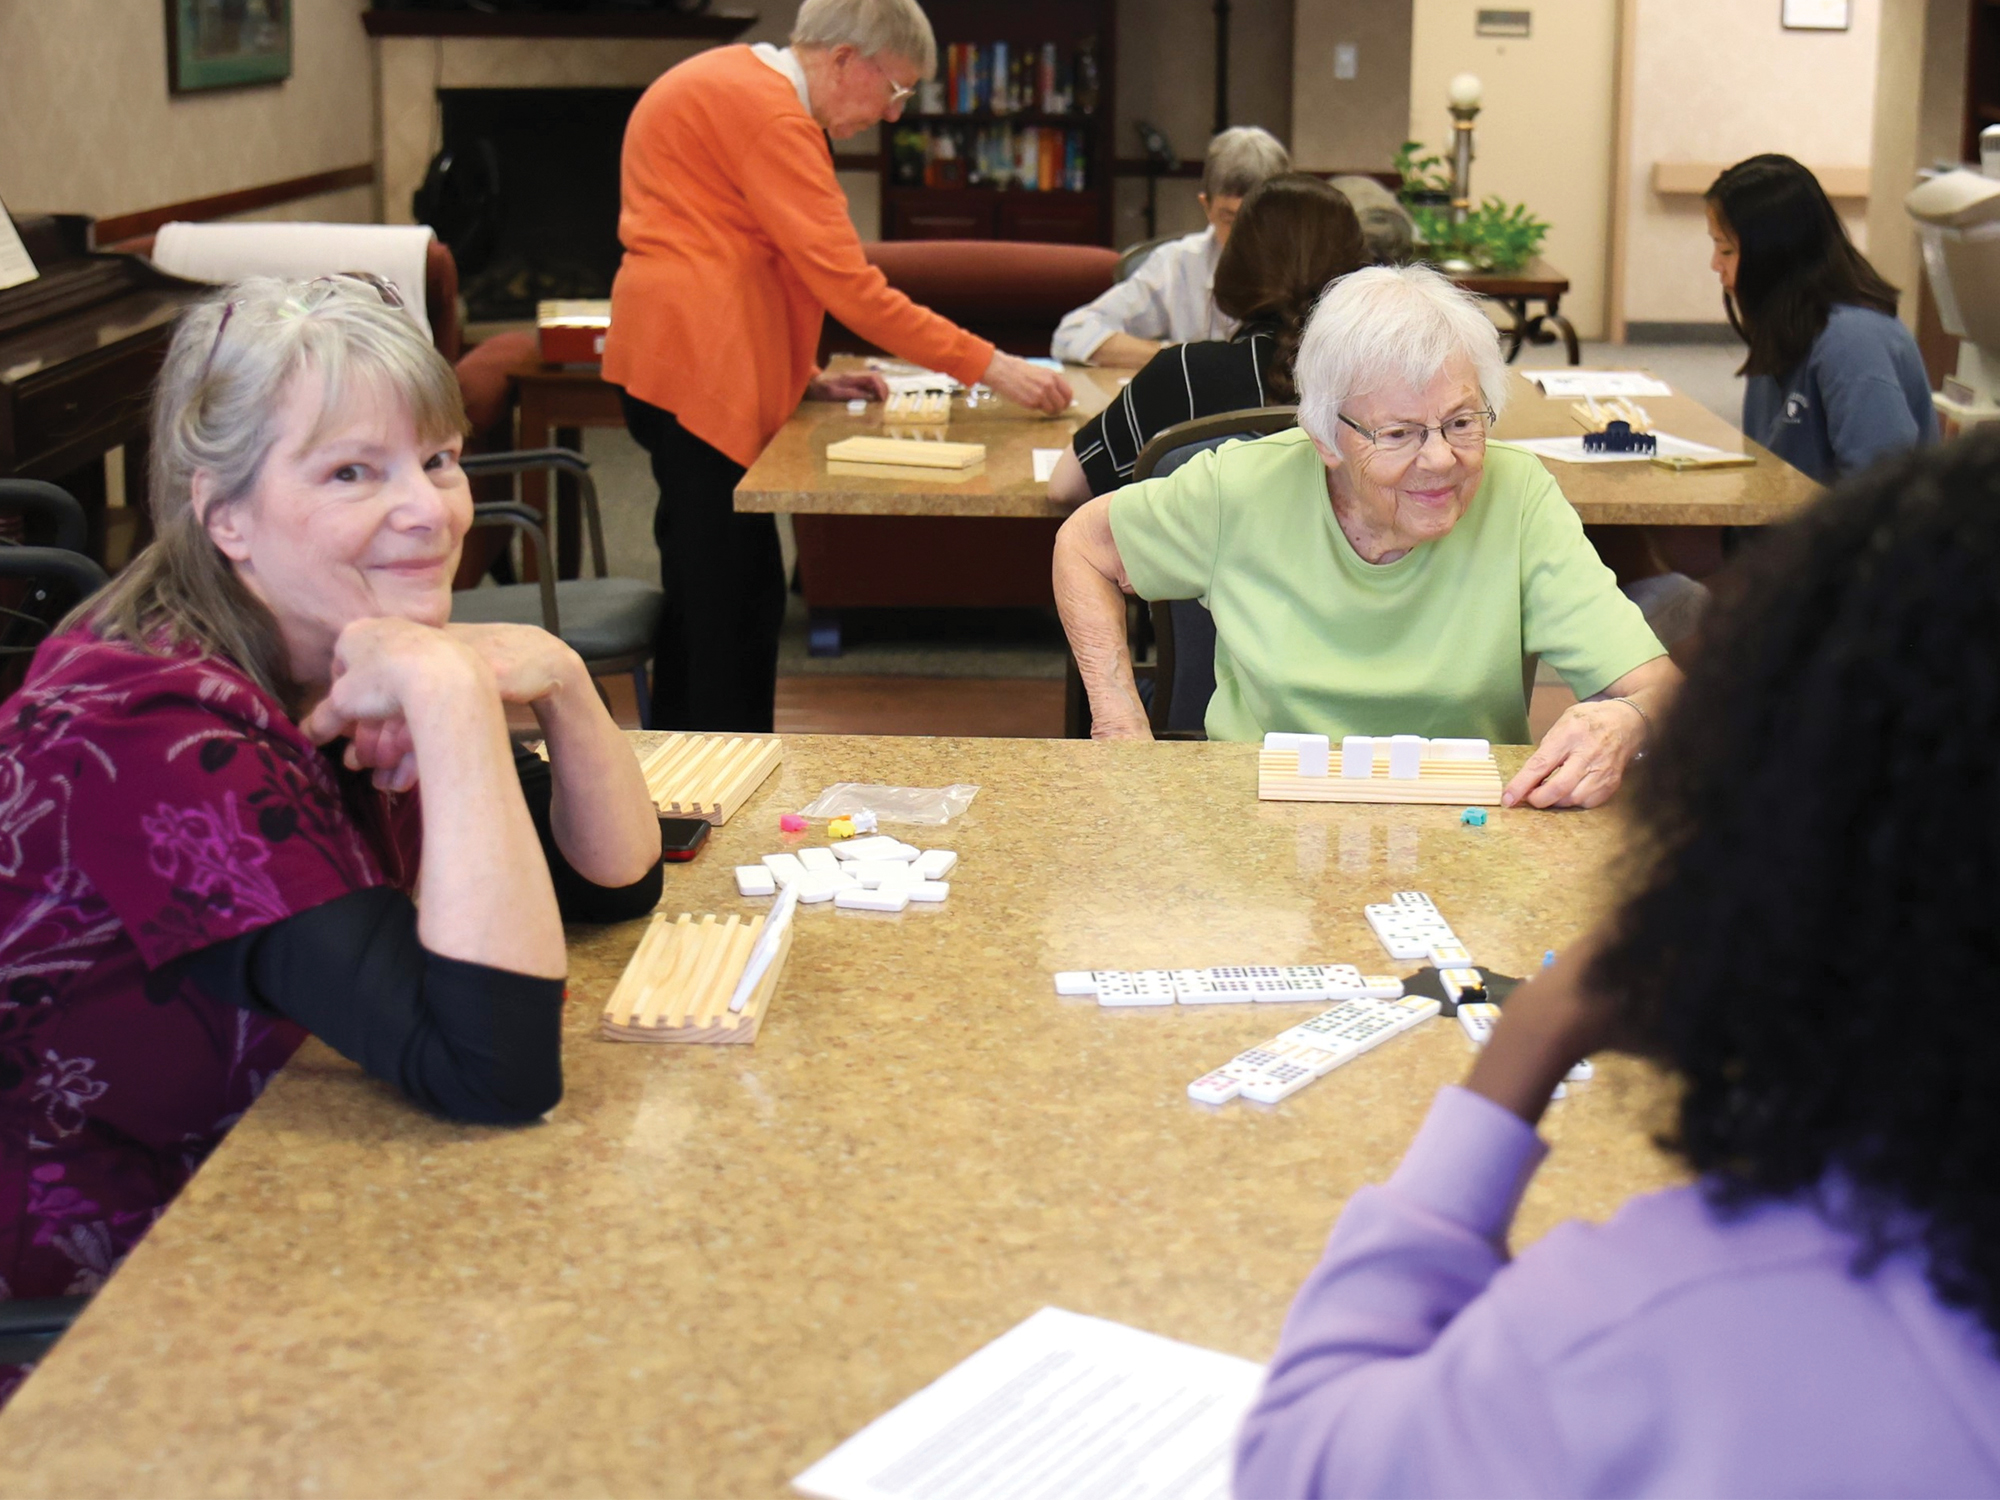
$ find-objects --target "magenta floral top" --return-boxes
[0,633,419,1400]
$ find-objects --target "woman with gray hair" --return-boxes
[1053,125,1292,368]
[1053,265,1681,809]
[0,277,662,1374]
[605,0,1071,733]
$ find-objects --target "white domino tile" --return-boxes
[735,865,777,897]
[1457,1001,1500,1046]
[1053,971,1098,996]
[1440,967,1487,1005]
[1359,974,1406,1000]
[834,886,910,913]
[1387,734,1424,779]
[761,853,808,886]
[1319,964,1365,999]
[914,850,958,881]
[1098,970,1176,1007]
[906,881,950,902]
[794,872,842,904]
[1340,735,1374,778]
[797,846,840,875]
[831,836,909,862]
[1429,940,1474,968]
[1264,731,1330,777]
[1186,1069,1243,1105]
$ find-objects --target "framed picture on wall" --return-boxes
[1781,0,1851,30]
[166,0,292,94]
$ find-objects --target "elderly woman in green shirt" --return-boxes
[1053,264,1681,810]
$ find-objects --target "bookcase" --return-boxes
[881,0,1116,245]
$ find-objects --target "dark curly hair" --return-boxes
[1590,430,2000,1342]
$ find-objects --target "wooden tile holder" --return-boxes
[824,435,986,470]
[884,389,953,423]
[638,733,782,825]
[600,911,795,1044]
[1258,746,1505,806]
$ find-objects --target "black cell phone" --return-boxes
[659,817,711,862]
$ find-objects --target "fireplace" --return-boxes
[433,87,643,320]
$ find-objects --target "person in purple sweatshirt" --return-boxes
[1235,431,2000,1497]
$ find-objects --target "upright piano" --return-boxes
[0,212,207,559]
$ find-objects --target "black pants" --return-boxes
[621,393,785,732]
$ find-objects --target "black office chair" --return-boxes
[449,449,663,727]
[1061,409,1298,739]
[0,480,112,695]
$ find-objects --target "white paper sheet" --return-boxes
[0,199,39,292]
[1505,431,1738,465]
[792,1307,1265,1500]
[1032,448,1065,483]
[1523,369,1674,399]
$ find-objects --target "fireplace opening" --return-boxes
[431,87,643,320]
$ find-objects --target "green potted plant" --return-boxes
[1392,140,1550,275]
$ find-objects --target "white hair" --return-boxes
[791,0,938,77]
[1293,264,1510,451]
[1202,126,1290,200]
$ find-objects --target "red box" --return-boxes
[536,300,610,365]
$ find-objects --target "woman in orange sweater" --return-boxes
[605,0,1072,731]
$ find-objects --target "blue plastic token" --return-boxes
[1460,807,1488,827]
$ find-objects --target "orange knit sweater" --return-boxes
[603,46,995,468]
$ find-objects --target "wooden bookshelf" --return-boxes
[880,0,1115,246]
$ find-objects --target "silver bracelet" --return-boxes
[1611,695,1650,756]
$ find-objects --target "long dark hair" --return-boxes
[1706,154,1899,379]
[1212,173,1367,403]
[1589,430,2000,1343]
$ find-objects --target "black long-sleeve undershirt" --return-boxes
[167,748,665,1124]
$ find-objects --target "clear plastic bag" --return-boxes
[797,782,980,827]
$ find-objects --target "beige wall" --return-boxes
[1113,0,1295,244]
[1409,0,1619,341]
[1291,0,1413,176]
[0,0,375,225]
[1619,0,1882,327]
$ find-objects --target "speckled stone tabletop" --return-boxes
[0,736,1684,1498]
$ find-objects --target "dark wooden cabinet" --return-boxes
[880,0,1115,245]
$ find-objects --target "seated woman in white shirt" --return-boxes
[1051,126,1289,369]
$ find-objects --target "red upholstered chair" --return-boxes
[805,240,1118,653]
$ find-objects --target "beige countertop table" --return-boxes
[0,735,1683,1499]
[736,359,1819,528]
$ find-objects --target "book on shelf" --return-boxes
[892,122,1090,192]
[937,37,1094,117]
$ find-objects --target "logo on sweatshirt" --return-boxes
[1781,391,1812,425]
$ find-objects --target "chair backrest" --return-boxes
[0,481,109,697]
[1114,235,1176,283]
[1132,408,1299,737]
[820,240,1119,360]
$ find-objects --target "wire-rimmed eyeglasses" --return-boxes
[1336,408,1496,457]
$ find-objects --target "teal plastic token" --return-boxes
[1460,807,1488,827]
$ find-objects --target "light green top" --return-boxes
[1107,430,1665,743]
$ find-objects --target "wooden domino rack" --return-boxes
[824,435,986,474]
[884,389,953,423]
[600,911,795,1044]
[637,733,782,824]
[1258,745,1504,806]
